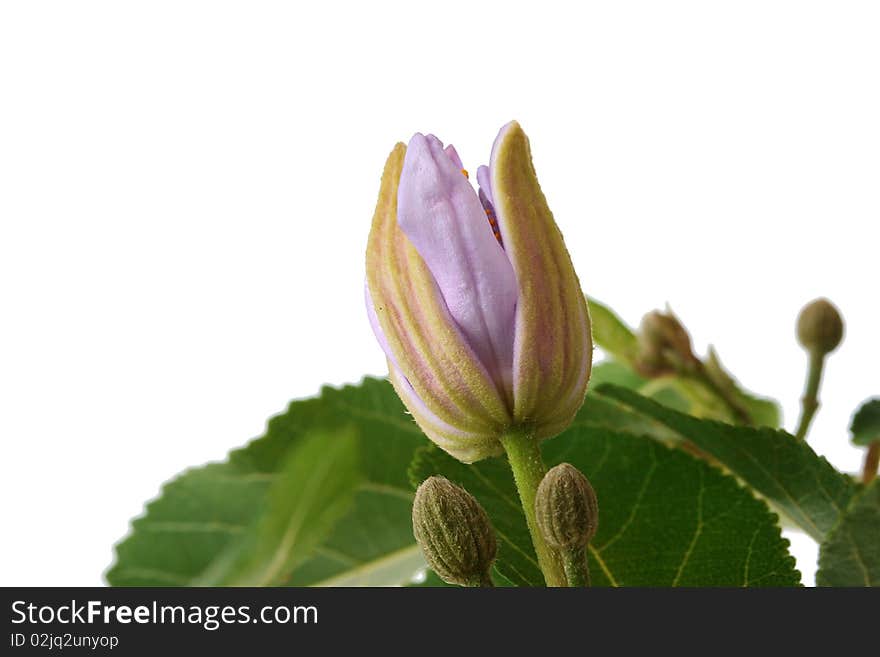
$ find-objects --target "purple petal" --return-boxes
[397,133,518,394]
[476,165,494,206]
[443,144,464,171]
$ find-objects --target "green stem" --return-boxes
[794,350,825,441]
[561,545,591,587]
[499,427,567,587]
[467,572,495,588]
[688,361,753,425]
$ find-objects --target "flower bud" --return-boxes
[534,463,598,550]
[412,476,496,587]
[635,309,699,377]
[365,122,591,463]
[796,298,844,355]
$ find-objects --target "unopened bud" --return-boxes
[412,476,496,587]
[535,463,598,550]
[635,309,699,377]
[366,123,592,464]
[796,298,843,356]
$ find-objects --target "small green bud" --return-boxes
[535,463,599,550]
[412,476,496,587]
[796,298,844,355]
[635,309,699,377]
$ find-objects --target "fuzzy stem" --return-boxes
[561,545,591,587]
[499,427,567,587]
[862,443,879,485]
[688,361,753,425]
[794,350,825,441]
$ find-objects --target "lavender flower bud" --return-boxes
[365,122,591,463]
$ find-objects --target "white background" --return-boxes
[1,1,878,587]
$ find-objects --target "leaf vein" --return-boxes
[672,467,705,587]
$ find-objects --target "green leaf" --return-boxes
[638,374,780,428]
[411,429,800,587]
[194,427,360,585]
[108,378,428,586]
[589,360,648,389]
[580,388,683,444]
[639,376,713,417]
[594,384,856,542]
[850,399,880,447]
[702,348,781,427]
[408,568,515,587]
[587,297,639,363]
[408,569,453,587]
[816,481,880,586]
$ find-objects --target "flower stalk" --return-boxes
[560,546,590,587]
[687,361,753,425]
[794,350,825,442]
[498,428,567,587]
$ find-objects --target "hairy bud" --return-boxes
[796,298,844,356]
[412,476,497,587]
[635,309,699,377]
[366,122,592,464]
[535,463,599,550]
